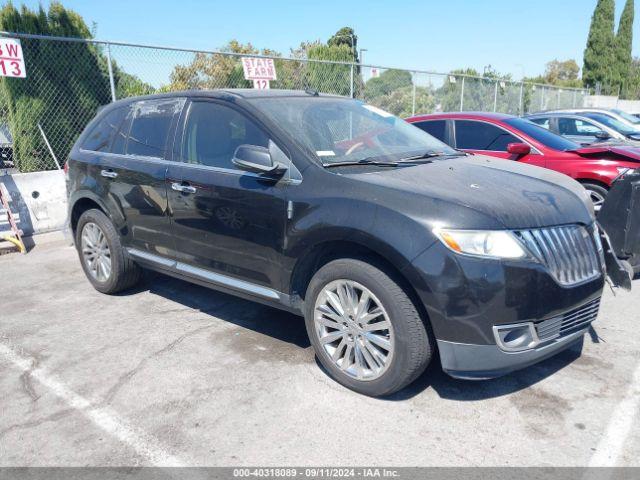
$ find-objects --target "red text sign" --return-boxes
[0,38,26,78]
[241,57,277,81]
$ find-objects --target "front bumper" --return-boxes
[438,329,586,380]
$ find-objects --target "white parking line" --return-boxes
[0,342,187,467]
[589,359,640,467]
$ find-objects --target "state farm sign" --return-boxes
[241,57,276,89]
[0,38,26,78]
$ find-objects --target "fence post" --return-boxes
[460,76,465,111]
[519,82,524,115]
[106,42,117,102]
[540,87,544,110]
[349,64,354,98]
[493,80,498,112]
[556,88,561,108]
[412,72,416,116]
[572,89,577,108]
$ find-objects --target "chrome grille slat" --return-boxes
[517,225,601,286]
[535,298,601,341]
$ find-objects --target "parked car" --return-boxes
[0,123,13,168]
[544,108,640,132]
[68,91,609,397]
[525,112,640,146]
[406,112,640,209]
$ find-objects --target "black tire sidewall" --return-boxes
[75,209,125,294]
[304,259,430,397]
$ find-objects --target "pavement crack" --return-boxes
[19,357,41,405]
[101,324,215,406]
[0,409,73,440]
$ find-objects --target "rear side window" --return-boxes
[126,98,185,158]
[529,117,550,130]
[82,107,128,152]
[455,120,518,151]
[412,120,447,143]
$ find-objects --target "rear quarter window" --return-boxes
[81,107,129,152]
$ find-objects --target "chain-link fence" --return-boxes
[0,32,589,173]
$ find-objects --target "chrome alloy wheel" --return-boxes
[588,189,606,211]
[81,222,112,282]
[313,280,394,381]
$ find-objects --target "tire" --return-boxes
[581,182,608,212]
[304,258,433,397]
[75,208,142,294]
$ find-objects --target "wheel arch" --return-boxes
[289,238,433,328]
[69,192,111,236]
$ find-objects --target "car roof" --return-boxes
[107,88,342,106]
[406,112,516,122]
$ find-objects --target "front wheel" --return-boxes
[304,258,433,397]
[582,182,608,212]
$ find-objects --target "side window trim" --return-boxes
[453,119,542,155]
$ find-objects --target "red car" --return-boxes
[405,112,640,209]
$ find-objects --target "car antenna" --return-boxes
[304,88,319,96]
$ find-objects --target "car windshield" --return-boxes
[611,108,640,125]
[582,113,639,135]
[249,96,457,164]
[504,117,580,151]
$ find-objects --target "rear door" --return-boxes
[166,98,288,293]
[411,119,452,145]
[82,97,185,257]
[453,119,545,168]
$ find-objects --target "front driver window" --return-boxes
[454,120,518,151]
[182,101,269,169]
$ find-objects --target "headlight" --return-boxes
[434,229,526,259]
[616,167,632,177]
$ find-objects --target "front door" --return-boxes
[453,119,546,168]
[166,99,288,293]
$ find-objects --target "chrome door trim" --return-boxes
[126,248,281,300]
[127,248,175,267]
[175,263,280,300]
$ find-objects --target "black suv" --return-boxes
[67,90,606,397]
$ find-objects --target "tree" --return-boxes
[544,59,581,86]
[327,27,357,62]
[616,0,634,98]
[306,43,353,96]
[583,0,617,90]
[0,2,151,171]
[363,69,412,100]
[0,2,111,171]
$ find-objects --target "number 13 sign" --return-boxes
[0,38,26,78]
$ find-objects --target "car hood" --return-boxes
[343,155,594,230]
[571,145,640,162]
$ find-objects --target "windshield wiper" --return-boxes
[398,151,468,162]
[323,159,400,168]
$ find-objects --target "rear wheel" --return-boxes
[581,182,608,212]
[75,209,142,294]
[304,258,433,397]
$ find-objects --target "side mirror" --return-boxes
[507,143,531,156]
[232,144,287,177]
[595,131,611,140]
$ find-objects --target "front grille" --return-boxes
[535,297,601,341]
[516,224,602,286]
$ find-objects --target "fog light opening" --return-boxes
[493,323,539,352]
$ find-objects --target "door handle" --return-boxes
[171,182,197,194]
[100,169,118,179]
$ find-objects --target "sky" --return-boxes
[12,0,640,82]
